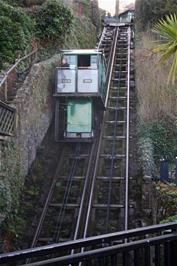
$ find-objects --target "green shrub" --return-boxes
[0,1,33,68]
[156,183,177,222]
[140,115,177,165]
[34,0,73,43]
[161,215,177,223]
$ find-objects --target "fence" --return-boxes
[0,100,16,137]
[1,222,177,265]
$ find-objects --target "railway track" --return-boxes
[28,24,134,260]
[29,142,94,248]
[82,25,133,239]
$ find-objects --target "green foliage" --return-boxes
[153,14,177,84]
[136,0,177,30]
[156,182,177,221]
[140,116,177,164]
[0,0,73,69]
[34,0,73,43]
[0,1,33,68]
[161,215,177,223]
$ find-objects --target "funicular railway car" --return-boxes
[54,49,107,141]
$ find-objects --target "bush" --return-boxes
[0,1,33,68]
[34,0,73,43]
[140,116,177,164]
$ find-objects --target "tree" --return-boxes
[153,14,177,84]
[136,0,177,30]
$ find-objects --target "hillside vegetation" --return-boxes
[136,0,177,176]
[136,0,177,30]
[0,0,101,71]
[0,0,74,70]
[136,0,177,223]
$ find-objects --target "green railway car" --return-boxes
[54,49,107,141]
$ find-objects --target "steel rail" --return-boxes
[54,144,81,242]
[27,143,65,253]
[105,31,124,232]
[28,141,94,258]
[125,27,131,231]
[27,143,88,264]
[72,139,98,241]
[70,27,120,259]
[82,27,120,242]
[29,143,81,248]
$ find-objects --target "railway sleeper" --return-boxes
[96,176,133,181]
[100,154,126,159]
[49,203,79,208]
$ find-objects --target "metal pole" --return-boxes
[125,27,131,231]
[175,157,177,186]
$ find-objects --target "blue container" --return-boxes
[160,159,169,182]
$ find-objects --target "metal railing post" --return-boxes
[175,157,177,186]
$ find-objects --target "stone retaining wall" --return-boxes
[0,54,60,221]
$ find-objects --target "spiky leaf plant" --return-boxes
[153,14,177,84]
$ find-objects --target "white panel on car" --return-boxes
[78,69,98,93]
[57,69,76,93]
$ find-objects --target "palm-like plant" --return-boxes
[153,14,177,84]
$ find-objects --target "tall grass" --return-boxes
[136,33,177,124]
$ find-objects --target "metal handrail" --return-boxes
[0,49,38,101]
[0,49,38,88]
[0,222,177,264]
[0,100,15,112]
[22,234,177,265]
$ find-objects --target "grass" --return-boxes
[136,32,177,124]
